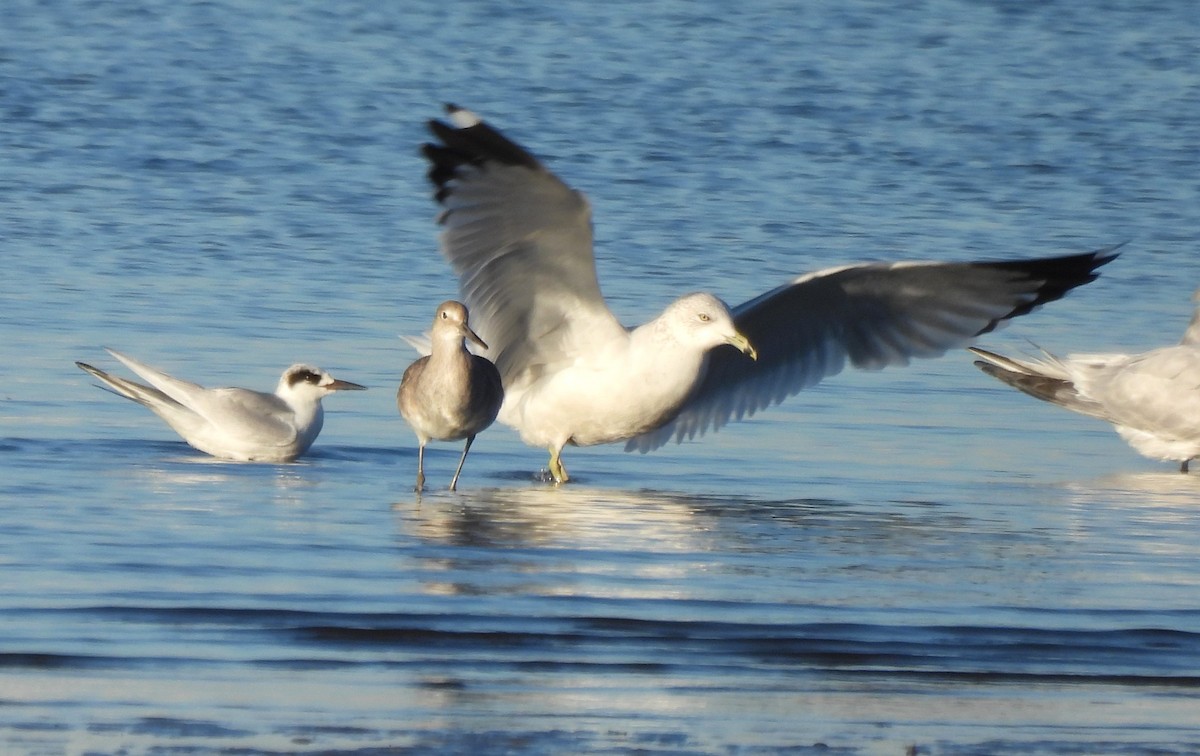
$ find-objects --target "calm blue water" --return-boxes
[4,0,1200,753]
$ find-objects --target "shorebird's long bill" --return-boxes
[328,378,368,391]
[465,326,489,351]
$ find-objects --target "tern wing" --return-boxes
[198,387,299,446]
[106,349,213,411]
[76,360,186,412]
[106,350,296,444]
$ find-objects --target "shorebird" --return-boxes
[398,300,503,491]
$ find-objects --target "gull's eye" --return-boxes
[698,313,711,323]
[441,310,449,319]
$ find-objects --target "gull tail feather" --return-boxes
[968,347,1111,421]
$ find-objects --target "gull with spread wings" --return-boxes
[419,104,1118,483]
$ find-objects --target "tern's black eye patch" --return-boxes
[288,369,322,387]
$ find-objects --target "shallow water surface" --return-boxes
[4,0,1200,753]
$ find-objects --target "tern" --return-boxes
[76,348,366,462]
[971,291,1200,472]
[420,104,1117,483]
[398,300,504,492]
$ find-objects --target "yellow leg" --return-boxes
[547,446,570,484]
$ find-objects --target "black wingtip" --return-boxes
[973,243,1122,335]
[421,106,543,201]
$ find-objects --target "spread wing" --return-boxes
[422,105,628,392]
[629,247,1119,451]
